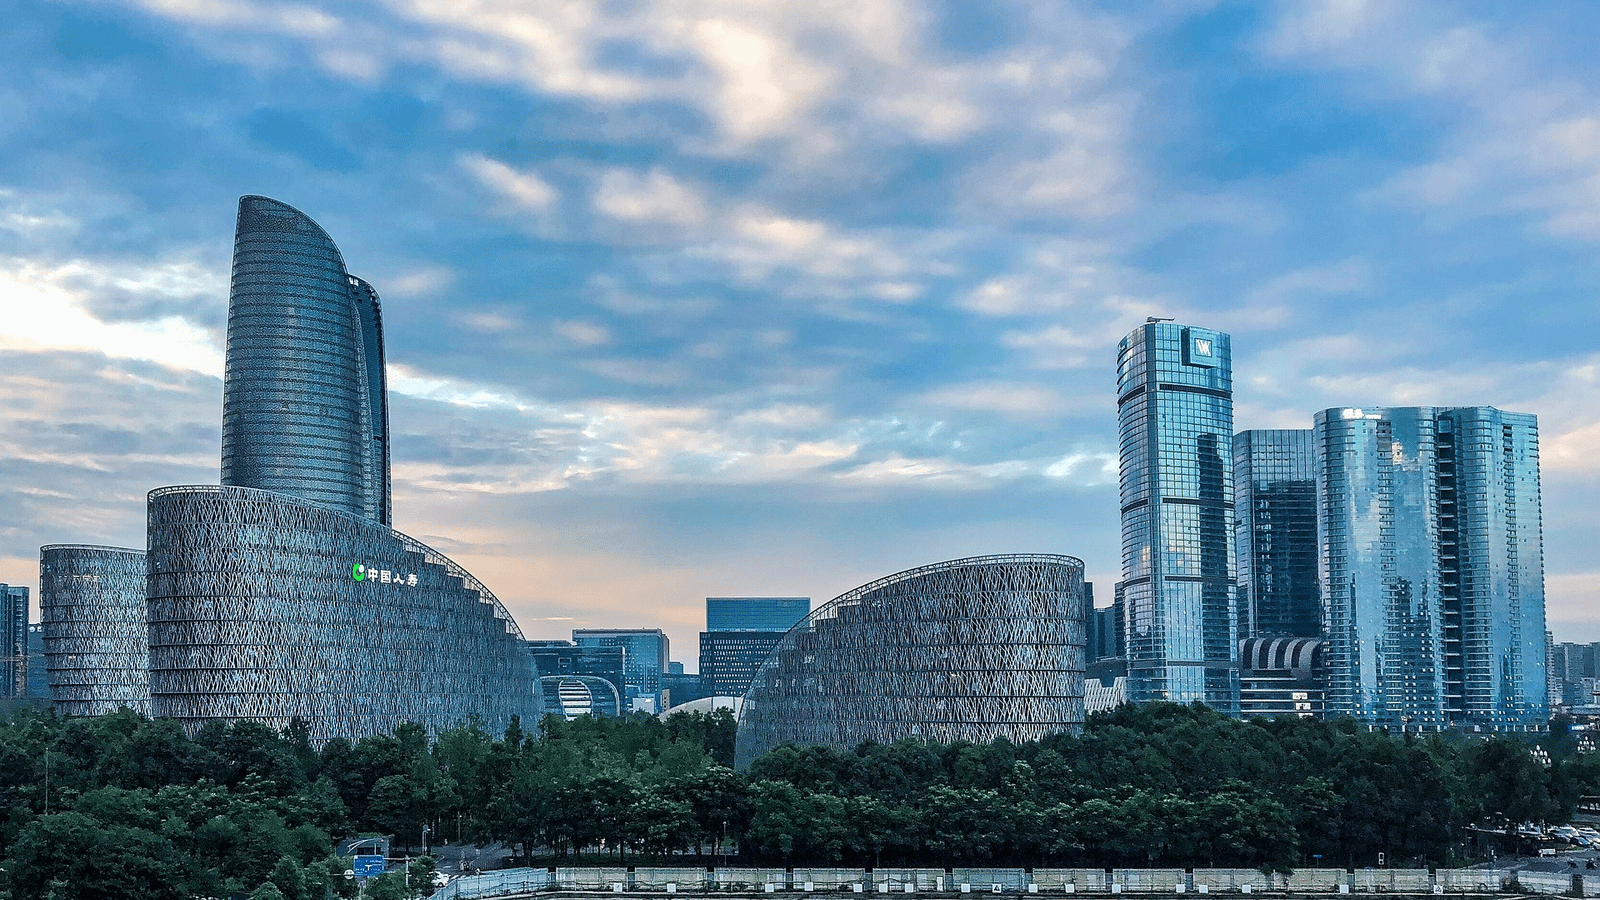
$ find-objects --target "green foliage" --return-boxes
[10,701,1600,884]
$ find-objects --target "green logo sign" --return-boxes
[351,563,367,582]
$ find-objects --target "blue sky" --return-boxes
[5,0,1600,659]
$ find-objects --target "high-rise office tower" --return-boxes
[700,597,810,697]
[221,195,390,525]
[1315,406,1546,731]
[2,584,27,697]
[1233,430,1320,639]
[1116,321,1239,712]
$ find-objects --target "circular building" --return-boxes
[734,554,1087,768]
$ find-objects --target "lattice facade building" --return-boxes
[37,545,151,715]
[145,485,540,741]
[39,196,541,741]
[734,554,1087,768]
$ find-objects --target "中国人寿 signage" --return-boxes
[350,562,417,587]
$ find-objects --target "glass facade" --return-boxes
[699,631,787,697]
[701,597,810,698]
[2,584,27,697]
[24,624,48,699]
[705,597,810,632]
[1438,407,1546,730]
[146,485,541,742]
[1315,407,1546,731]
[37,545,151,715]
[222,196,390,525]
[734,554,1087,768]
[573,629,669,713]
[1233,429,1321,638]
[1116,322,1239,711]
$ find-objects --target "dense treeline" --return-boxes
[3,702,1599,900]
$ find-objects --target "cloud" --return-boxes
[1264,2,1600,244]
[922,381,1079,418]
[593,167,708,229]
[0,255,225,377]
[461,153,559,213]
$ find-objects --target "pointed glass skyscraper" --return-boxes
[1115,321,1239,712]
[222,196,390,524]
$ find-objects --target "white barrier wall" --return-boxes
[425,864,1546,899]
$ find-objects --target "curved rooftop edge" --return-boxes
[236,194,346,268]
[148,484,522,639]
[38,543,145,554]
[734,553,1088,769]
[145,483,540,741]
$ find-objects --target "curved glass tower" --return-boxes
[1315,406,1546,731]
[734,554,1087,768]
[222,196,390,525]
[38,544,151,715]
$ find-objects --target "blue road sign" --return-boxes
[353,855,386,877]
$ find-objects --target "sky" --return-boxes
[5,0,1600,662]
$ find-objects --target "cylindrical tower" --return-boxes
[221,196,387,522]
[38,544,151,715]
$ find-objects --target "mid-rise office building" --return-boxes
[2,584,26,698]
[706,597,810,632]
[1315,406,1546,731]
[1233,430,1320,639]
[24,624,47,699]
[574,628,668,713]
[1238,637,1324,719]
[700,596,810,698]
[1551,641,1600,707]
[1115,321,1239,712]
[527,640,625,718]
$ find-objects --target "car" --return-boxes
[432,872,452,888]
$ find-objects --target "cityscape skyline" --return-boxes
[8,3,1600,663]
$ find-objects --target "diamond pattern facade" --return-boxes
[37,545,152,715]
[147,484,541,741]
[734,554,1087,768]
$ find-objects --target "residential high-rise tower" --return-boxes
[1115,321,1239,711]
[2,584,27,698]
[1314,406,1546,731]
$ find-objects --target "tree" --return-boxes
[269,856,307,900]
